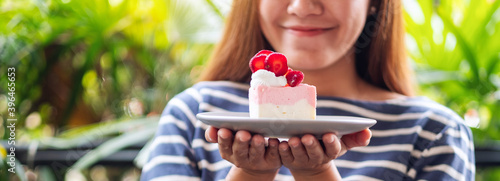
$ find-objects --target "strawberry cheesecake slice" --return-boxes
[248,50,317,119]
[249,84,316,119]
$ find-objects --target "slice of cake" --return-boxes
[248,50,316,119]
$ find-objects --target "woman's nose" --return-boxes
[287,0,323,18]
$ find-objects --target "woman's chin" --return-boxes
[286,53,344,71]
[288,61,333,71]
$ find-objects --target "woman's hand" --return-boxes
[205,126,281,180]
[278,129,372,180]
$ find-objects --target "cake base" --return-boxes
[249,84,316,119]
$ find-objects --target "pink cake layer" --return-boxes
[249,84,316,106]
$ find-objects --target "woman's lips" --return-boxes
[286,26,334,37]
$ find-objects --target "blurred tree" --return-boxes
[404,0,500,179]
[0,0,224,132]
[1,0,228,179]
[405,0,500,141]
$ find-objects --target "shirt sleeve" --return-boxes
[140,88,203,181]
[409,120,475,181]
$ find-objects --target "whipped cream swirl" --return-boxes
[250,69,287,87]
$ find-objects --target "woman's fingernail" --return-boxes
[327,135,335,144]
[269,141,276,147]
[305,139,313,146]
[219,132,227,139]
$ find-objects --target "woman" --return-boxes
[141,0,475,180]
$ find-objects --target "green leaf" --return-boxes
[436,8,480,83]
[40,117,159,149]
[415,69,462,84]
[204,0,225,20]
[69,124,157,171]
[486,55,500,78]
[37,166,56,181]
[0,151,27,181]
[133,137,155,168]
[14,159,27,181]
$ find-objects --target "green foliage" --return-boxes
[63,116,158,176]
[404,0,500,179]
[0,150,27,181]
[405,0,500,141]
[0,0,226,179]
[0,0,222,134]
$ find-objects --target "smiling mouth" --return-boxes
[285,26,335,37]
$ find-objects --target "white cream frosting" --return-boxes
[250,69,287,87]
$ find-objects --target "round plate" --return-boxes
[196,112,377,138]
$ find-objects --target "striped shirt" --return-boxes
[141,81,475,181]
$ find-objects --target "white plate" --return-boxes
[196,112,377,138]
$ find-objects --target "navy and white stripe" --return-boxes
[141,81,475,181]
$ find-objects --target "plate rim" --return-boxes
[196,112,377,137]
[196,111,377,125]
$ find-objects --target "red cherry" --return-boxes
[254,50,273,57]
[286,70,304,87]
[249,54,267,73]
[265,53,288,76]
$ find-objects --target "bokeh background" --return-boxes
[0,0,499,180]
